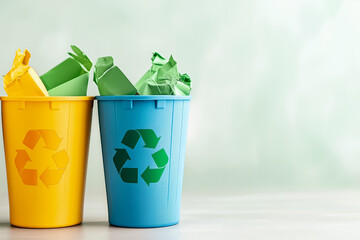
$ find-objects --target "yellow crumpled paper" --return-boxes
[3,49,48,96]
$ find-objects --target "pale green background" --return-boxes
[0,0,359,200]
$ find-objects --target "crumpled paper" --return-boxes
[3,49,49,96]
[94,56,137,95]
[135,52,191,95]
[40,45,92,96]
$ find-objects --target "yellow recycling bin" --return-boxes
[1,96,94,228]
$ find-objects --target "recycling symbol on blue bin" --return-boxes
[113,129,169,185]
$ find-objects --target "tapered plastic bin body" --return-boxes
[96,95,191,228]
[1,96,94,228]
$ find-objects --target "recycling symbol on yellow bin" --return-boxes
[15,129,69,187]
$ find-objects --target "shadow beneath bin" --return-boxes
[5,222,84,240]
[106,222,182,240]
[11,228,80,239]
[0,221,182,240]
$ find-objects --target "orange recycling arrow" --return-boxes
[40,167,65,188]
[39,149,69,187]
[23,129,62,150]
[22,169,37,185]
[15,149,37,185]
[15,149,31,173]
[38,130,62,150]
[53,150,69,169]
[22,130,41,150]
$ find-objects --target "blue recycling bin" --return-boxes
[96,95,191,228]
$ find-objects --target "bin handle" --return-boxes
[123,100,133,109]
[121,100,165,109]
[50,101,60,110]
[17,101,26,110]
[17,101,60,110]
[156,100,165,109]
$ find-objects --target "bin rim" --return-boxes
[95,95,191,101]
[0,96,95,101]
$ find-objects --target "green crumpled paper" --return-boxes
[40,45,92,96]
[94,56,137,95]
[135,52,191,95]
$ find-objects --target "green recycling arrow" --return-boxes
[140,167,165,186]
[141,148,169,185]
[113,148,130,172]
[121,130,140,149]
[113,148,138,183]
[113,129,168,186]
[136,129,160,149]
[121,168,138,183]
[121,129,160,149]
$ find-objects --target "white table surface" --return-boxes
[1,189,360,240]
